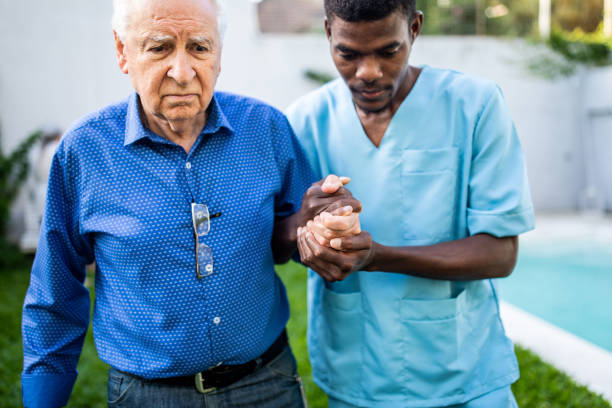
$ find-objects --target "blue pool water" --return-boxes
[500,239,612,352]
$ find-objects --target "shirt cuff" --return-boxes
[22,373,77,408]
[467,207,535,238]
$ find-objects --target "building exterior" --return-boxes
[257,0,324,33]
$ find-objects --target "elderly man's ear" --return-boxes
[113,31,129,74]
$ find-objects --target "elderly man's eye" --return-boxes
[148,45,167,53]
[193,44,208,53]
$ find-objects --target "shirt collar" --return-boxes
[124,92,234,146]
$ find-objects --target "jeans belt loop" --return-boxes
[195,372,216,394]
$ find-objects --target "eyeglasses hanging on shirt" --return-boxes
[191,203,221,279]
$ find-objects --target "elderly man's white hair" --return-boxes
[112,0,227,43]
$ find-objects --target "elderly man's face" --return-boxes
[115,0,221,126]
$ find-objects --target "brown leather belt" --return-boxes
[119,330,288,394]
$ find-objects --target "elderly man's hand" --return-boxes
[296,173,372,281]
[298,175,362,227]
[307,208,361,249]
[297,226,375,282]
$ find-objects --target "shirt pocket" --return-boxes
[313,288,364,398]
[401,148,459,244]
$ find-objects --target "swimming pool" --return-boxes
[499,219,612,352]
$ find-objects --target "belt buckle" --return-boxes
[195,372,216,394]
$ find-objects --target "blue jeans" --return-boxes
[107,345,307,407]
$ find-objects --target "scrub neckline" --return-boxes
[341,64,431,151]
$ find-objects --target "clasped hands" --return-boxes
[297,175,375,282]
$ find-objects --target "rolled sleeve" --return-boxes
[467,207,535,238]
[467,86,535,237]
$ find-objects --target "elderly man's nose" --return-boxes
[355,57,383,82]
[168,52,196,84]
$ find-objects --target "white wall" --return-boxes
[1,0,611,232]
[0,1,132,153]
[582,66,612,211]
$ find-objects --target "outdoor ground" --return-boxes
[2,261,610,408]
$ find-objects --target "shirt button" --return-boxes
[185,162,192,170]
[213,317,221,325]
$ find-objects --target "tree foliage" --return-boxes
[417,0,537,36]
[553,0,604,33]
[416,0,606,37]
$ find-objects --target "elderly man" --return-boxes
[21,0,357,407]
[288,0,535,407]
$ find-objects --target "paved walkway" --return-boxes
[522,212,612,243]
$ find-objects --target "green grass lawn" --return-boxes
[2,261,610,407]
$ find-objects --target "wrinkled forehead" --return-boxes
[129,0,220,38]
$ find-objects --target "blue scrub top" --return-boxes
[287,66,535,407]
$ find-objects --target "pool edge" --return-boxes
[501,301,612,403]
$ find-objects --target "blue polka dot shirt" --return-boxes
[21,92,315,408]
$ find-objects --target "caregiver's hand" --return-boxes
[297,226,375,282]
[297,175,361,228]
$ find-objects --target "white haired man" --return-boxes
[20,0,359,406]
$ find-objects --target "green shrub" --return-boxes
[548,24,612,67]
[0,128,41,268]
[525,24,612,79]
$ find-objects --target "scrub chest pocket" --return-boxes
[401,148,459,244]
